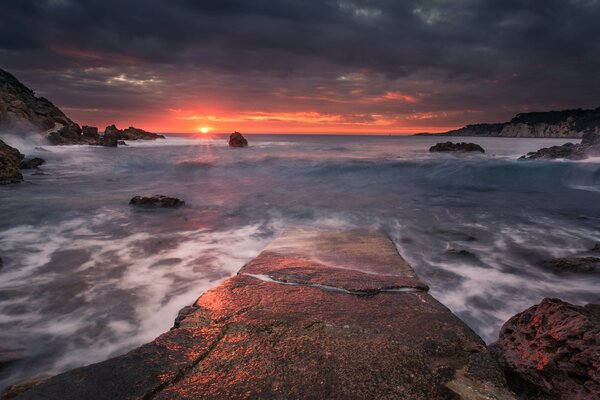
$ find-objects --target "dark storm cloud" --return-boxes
[1,0,600,131]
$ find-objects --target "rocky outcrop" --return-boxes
[540,256,600,274]
[416,107,600,138]
[10,230,515,400]
[429,141,485,153]
[491,298,600,400]
[0,376,49,400]
[228,131,248,147]
[0,68,78,135]
[129,195,185,208]
[520,131,600,160]
[20,157,45,169]
[0,139,23,184]
[104,125,165,141]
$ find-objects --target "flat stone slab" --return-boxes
[10,230,515,400]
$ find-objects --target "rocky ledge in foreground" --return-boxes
[429,141,485,153]
[129,195,185,208]
[228,131,248,147]
[0,139,23,184]
[7,230,515,400]
[490,298,600,400]
[520,131,600,160]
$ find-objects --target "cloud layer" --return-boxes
[2,0,600,133]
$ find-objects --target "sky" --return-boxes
[2,0,600,134]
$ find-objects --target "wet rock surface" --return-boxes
[19,157,44,169]
[540,256,600,274]
[429,142,485,153]
[520,131,600,160]
[491,298,600,400]
[0,376,48,400]
[228,131,248,147]
[0,139,23,184]
[13,230,515,400]
[129,195,185,208]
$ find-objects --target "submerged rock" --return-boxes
[591,242,600,252]
[0,346,23,367]
[540,256,600,274]
[520,131,600,160]
[0,138,23,184]
[491,298,600,399]
[228,131,248,147]
[429,142,485,153]
[20,157,45,169]
[129,195,185,208]
[445,248,478,260]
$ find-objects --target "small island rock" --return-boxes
[104,125,165,141]
[429,142,485,153]
[129,195,185,208]
[490,298,600,399]
[228,131,248,147]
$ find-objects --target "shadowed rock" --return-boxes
[0,139,23,184]
[129,195,185,208]
[445,248,478,261]
[429,142,485,153]
[228,131,248,147]
[12,229,515,399]
[104,124,165,141]
[490,298,600,399]
[1,376,49,400]
[540,256,600,274]
[520,131,600,160]
[19,157,45,169]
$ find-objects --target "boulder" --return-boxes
[429,142,485,153]
[96,136,118,148]
[591,242,600,252]
[20,157,45,169]
[521,131,600,160]
[228,131,248,147]
[0,138,23,184]
[81,125,100,142]
[129,195,185,208]
[490,298,600,399]
[540,256,600,274]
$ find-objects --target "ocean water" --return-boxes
[1,134,599,389]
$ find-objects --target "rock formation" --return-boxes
[0,139,23,184]
[228,131,248,147]
[20,157,45,169]
[491,298,600,399]
[9,230,516,400]
[104,125,165,141]
[520,131,600,160]
[416,107,600,138]
[429,142,485,153]
[129,195,185,208]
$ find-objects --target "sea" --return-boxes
[1,133,599,389]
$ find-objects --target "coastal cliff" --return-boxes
[417,107,600,138]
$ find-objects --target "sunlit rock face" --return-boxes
[0,138,23,184]
[491,298,600,400]
[11,230,515,400]
[228,131,248,147]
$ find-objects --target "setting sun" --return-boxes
[200,127,209,134]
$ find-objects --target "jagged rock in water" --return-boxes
[20,157,45,169]
[81,125,100,141]
[445,248,478,260]
[520,131,600,160]
[0,139,23,184]
[591,242,600,252]
[104,124,165,141]
[429,142,485,153]
[540,256,600,274]
[490,298,600,400]
[129,195,185,208]
[228,131,248,147]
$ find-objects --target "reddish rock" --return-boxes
[491,298,600,399]
[228,131,248,147]
[12,230,514,400]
